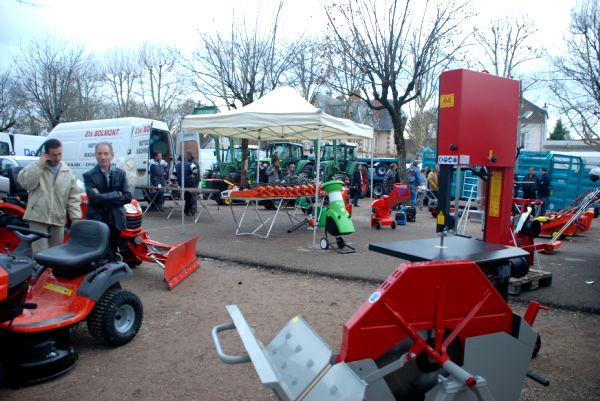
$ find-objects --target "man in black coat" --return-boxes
[351,164,363,207]
[83,142,133,261]
[536,167,551,216]
[521,167,538,200]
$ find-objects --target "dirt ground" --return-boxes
[1,258,599,401]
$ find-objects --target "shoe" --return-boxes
[353,204,360,207]
[184,211,191,216]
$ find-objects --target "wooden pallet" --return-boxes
[509,269,553,296]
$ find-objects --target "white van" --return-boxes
[0,132,46,156]
[46,117,175,199]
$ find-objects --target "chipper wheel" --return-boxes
[87,288,143,346]
[320,238,329,250]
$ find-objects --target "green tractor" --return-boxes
[202,136,265,204]
[265,142,313,179]
[319,141,368,195]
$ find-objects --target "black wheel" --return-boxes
[375,221,381,230]
[336,236,345,249]
[87,288,143,346]
[391,221,396,229]
[373,184,384,197]
[376,164,388,177]
[320,238,329,250]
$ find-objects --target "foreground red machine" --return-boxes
[0,221,143,386]
[370,183,410,229]
[210,70,550,400]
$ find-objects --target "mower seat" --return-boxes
[34,220,110,276]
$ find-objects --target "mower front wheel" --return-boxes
[320,238,329,250]
[375,221,381,230]
[87,288,143,346]
[391,221,396,229]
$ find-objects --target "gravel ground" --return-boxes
[1,258,598,401]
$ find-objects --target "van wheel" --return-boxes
[87,289,143,346]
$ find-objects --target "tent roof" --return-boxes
[181,86,373,141]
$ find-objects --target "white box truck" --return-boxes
[46,117,175,199]
[0,132,46,156]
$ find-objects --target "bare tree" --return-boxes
[187,2,294,185]
[0,71,21,131]
[101,48,141,117]
[288,38,327,100]
[326,0,471,174]
[15,37,90,129]
[473,17,542,80]
[138,43,186,129]
[551,0,600,150]
[406,107,438,149]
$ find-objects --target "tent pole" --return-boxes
[312,127,322,249]
[256,138,260,184]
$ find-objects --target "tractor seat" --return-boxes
[35,220,110,276]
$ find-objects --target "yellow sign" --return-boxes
[440,94,455,108]
[489,171,502,217]
[43,282,73,296]
[437,211,445,225]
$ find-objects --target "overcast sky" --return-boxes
[0,0,579,124]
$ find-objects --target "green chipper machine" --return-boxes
[318,180,356,253]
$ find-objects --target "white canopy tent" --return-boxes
[181,86,374,248]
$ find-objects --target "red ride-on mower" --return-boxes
[371,183,411,229]
[0,221,143,386]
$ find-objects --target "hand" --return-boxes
[92,188,99,193]
[40,153,50,164]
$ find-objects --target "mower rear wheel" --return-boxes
[375,221,381,230]
[320,238,329,250]
[87,288,143,346]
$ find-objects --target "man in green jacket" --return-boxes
[17,138,82,253]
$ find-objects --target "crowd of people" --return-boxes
[381,161,439,209]
[517,167,550,216]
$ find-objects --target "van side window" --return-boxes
[0,142,9,156]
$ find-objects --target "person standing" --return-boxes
[83,142,132,261]
[521,167,538,200]
[407,160,424,208]
[175,151,198,216]
[382,163,398,196]
[17,139,81,253]
[428,164,439,201]
[537,167,550,216]
[351,164,362,207]
[266,159,283,183]
[285,163,299,185]
[148,152,168,212]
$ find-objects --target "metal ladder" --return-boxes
[456,174,481,235]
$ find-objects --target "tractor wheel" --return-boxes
[376,164,388,177]
[320,238,329,250]
[391,221,396,229]
[375,221,381,230]
[87,288,143,346]
[336,236,345,249]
